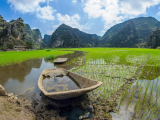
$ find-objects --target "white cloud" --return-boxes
[47,24,59,35]
[32,27,39,29]
[157,12,160,16]
[7,0,56,20]
[7,0,45,13]
[72,0,77,4]
[47,0,54,6]
[36,6,56,20]
[57,13,90,30]
[83,0,160,30]
[101,30,106,34]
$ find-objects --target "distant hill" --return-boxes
[51,24,99,48]
[146,27,160,48]
[104,20,139,47]
[92,34,101,40]
[42,34,51,47]
[101,17,160,47]
[24,24,42,48]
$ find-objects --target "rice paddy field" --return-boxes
[1,48,160,119]
[0,49,73,66]
[56,48,160,120]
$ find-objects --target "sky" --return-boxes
[1,0,160,38]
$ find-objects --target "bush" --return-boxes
[1,44,7,51]
[25,41,33,49]
[46,49,51,52]
[156,46,160,50]
[7,43,14,49]
[37,47,44,50]
[45,55,55,60]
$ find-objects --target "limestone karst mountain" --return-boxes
[51,24,99,48]
[101,17,160,47]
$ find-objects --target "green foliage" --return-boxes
[7,43,14,49]
[46,49,51,51]
[17,21,24,27]
[146,28,160,48]
[25,41,33,49]
[1,44,7,51]
[12,29,19,37]
[45,54,55,60]
[85,43,92,47]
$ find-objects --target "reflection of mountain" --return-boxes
[0,59,42,86]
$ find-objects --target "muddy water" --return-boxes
[0,51,84,100]
[43,75,81,92]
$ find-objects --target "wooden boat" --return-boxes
[38,68,103,99]
[53,58,68,64]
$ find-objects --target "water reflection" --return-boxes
[0,59,42,85]
[0,51,84,99]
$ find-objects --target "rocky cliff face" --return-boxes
[0,15,26,46]
[32,29,42,42]
[146,27,160,48]
[42,34,51,47]
[51,24,99,48]
[24,24,42,48]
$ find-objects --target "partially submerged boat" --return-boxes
[38,68,103,99]
[54,58,68,64]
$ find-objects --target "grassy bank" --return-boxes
[0,50,73,66]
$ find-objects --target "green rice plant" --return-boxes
[45,55,55,60]
[127,85,136,107]
[142,81,150,106]
[119,84,131,109]
[141,107,148,119]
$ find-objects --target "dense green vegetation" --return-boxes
[45,54,55,60]
[0,50,73,66]
[146,26,160,48]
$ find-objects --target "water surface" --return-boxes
[0,51,84,100]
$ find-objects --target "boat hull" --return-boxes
[38,68,103,99]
